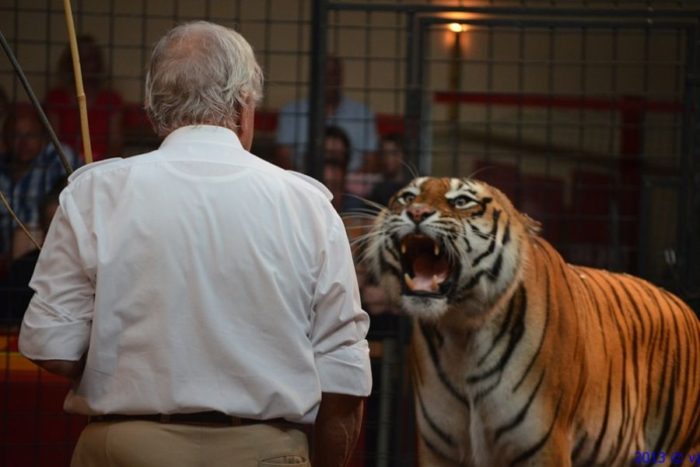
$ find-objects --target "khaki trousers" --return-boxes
[71,420,310,467]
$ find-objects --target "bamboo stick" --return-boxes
[0,192,42,252]
[63,0,93,164]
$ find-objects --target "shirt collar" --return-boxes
[160,125,245,151]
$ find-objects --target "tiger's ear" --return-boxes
[520,213,542,236]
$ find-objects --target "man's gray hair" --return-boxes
[145,21,263,136]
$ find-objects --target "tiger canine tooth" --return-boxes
[404,273,415,290]
[401,243,407,254]
[434,243,440,256]
[431,275,439,291]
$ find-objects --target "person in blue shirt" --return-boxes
[0,107,79,266]
[275,56,378,173]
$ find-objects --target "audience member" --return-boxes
[322,125,352,212]
[356,133,407,324]
[19,22,370,467]
[368,132,410,207]
[0,107,79,262]
[45,34,124,161]
[0,179,64,326]
[275,55,378,173]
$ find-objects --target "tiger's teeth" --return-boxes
[404,273,415,290]
[434,243,440,256]
[431,275,439,291]
[401,243,407,254]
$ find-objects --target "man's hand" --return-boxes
[312,392,365,467]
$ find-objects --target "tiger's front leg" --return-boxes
[413,387,474,467]
[480,426,572,467]
[411,324,474,466]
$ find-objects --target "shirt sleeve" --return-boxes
[18,194,94,362]
[311,213,372,397]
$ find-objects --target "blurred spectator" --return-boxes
[321,125,352,212]
[275,55,378,173]
[355,134,408,318]
[45,34,125,161]
[368,132,410,207]
[1,179,64,326]
[0,107,80,264]
[343,132,410,214]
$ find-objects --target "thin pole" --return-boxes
[307,0,328,180]
[0,192,42,251]
[63,0,93,164]
[0,30,73,176]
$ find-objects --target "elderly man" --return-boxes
[19,21,371,467]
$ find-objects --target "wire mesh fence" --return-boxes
[0,1,698,466]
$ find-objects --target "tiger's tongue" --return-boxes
[412,256,449,291]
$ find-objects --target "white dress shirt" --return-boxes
[19,125,372,424]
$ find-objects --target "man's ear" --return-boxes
[236,100,255,151]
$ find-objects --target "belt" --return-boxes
[89,411,293,428]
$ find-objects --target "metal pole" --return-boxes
[404,11,424,175]
[679,23,700,313]
[307,0,328,180]
[0,29,73,176]
[375,338,396,467]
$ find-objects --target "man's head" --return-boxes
[145,21,263,149]
[58,35,105,88]
[379,133,406,180]
[2,108,47,166]
[322,125,351,210]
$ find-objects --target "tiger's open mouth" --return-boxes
[397,234,457,297]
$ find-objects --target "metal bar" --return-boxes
[0,29,73,176]
[418,16,695,29]
[375,338,397,467]
[404,11,421,173]
[637,24,654,277]
[416,17,430,176]
[327,3,700,19]
[394,9,418,462]
[483,21,495,175]
[433,91,683,112]
[679,23,700,312]
[306,0,328,180]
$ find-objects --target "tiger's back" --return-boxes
[531,238,700,465]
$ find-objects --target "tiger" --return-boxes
[361,176,700,466]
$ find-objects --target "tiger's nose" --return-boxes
[407,204,436,224]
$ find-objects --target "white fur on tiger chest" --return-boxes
[468,315,553,465]
[412,324,473,464]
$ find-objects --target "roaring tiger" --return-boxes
[362,176,700,466]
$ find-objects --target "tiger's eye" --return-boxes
[399,192,416,205]
[451,195,475,209]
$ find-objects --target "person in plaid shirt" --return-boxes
[0,107,80,266]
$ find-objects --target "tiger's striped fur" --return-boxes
[363,177,700,466]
